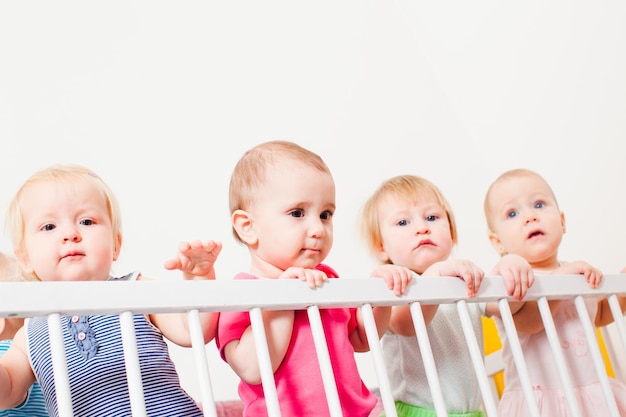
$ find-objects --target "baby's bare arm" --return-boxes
[223,310,294,384]
[152,240,223,346]
[595,267,626,326]
[0,329,36,409]
[349,265,414,349]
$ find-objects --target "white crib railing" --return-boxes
[1,274,625,417]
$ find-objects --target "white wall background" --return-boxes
[1,1,625,402]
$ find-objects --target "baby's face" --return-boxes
[17,180,118,282]
[486,174,564,265]
[376,194,453,274]
[246,159,335,277]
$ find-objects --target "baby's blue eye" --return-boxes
[43,224,55,231]
[397,219,408,226]
[534,201,544,209]
[80,219,94,226]
[507,211,518,219]
[426,215,437,222]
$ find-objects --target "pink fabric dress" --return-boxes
[216,264,378,417]
[494,296,626,416]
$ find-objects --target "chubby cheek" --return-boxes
[381,241,407,265]
[325,231,333,249]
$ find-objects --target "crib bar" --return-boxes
[120,311,147,417]
[497,299,540,417]
[537,297,582,417]
[5,275,626,317]
[484,349,503,402]
[188,309,218,417]
[456,300,498,417]
[607,295,626,369]
[409,302,448,417]
[48,314,73,417]
[573,296,620,416]
[306,305,342,416]
[361,303,397,417]
[249,307,281,417]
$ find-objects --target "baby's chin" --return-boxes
[52,268,110,282]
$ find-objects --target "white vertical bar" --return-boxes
[48,313,74,417]
[536,297,582,417]
[607,294,626,378]
[456,300,498,417]
[484,350,503,402]
[249,307,281,417]
[497,299,540,417]
[307,305,342,417]
[360,303,397,417]
[119,311,147,417]
[573,296,620,416]
[409,302,447,417]
[188,309,217,417]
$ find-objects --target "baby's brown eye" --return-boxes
[289,209,304,218]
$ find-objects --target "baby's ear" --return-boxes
[488,232,507,256]
[376,244,391,263]
[14,248,34,275]
[113,233,123,261]
[232,209,257,246]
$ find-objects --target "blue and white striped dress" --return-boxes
[26,273,203,417]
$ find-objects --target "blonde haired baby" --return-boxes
[0,164,221,416]
[361,174,533,417]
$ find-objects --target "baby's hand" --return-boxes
[492,254,534,300]
[164,240,222,280]
[553,261,602,289]
[423,259,484,297]
[279,267,328,289]
[370,264,413,296]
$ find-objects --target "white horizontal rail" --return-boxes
[1,274,625,417]
[3,274,626,318]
